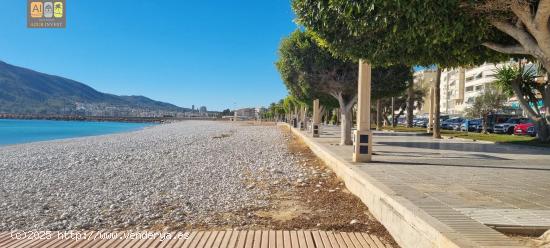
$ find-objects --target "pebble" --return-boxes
[0,121,303,231]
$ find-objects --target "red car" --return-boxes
[514,121,536,137]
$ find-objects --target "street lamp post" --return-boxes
[312,99,320,137]
[353,60,373,162]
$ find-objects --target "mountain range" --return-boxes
[0,60,189,116]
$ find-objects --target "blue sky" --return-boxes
[0,0,296,111]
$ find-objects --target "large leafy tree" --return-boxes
[465,86,507,134]
[276,30,410,145]
[495,62,549,141]
[292,0,506,138]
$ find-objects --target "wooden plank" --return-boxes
[268,230,276,248]
[25,236,58,248]
[219,231,233,248]
[260,230,269,248]
[187,231,205,248]
[339,232,356,248]
[2,235,37,248]
[311,231,325,248]
[203,231,219,248]
[333,232,348,248]
[235,231,248,248]
[303,231,315,248]
[178,231,197,248]
[296,231,307,248]
[227,230,240,248]
[252,231,262,248]
[290,231,299,248]
[326,232,341,248]
[125,233,152,248]
[359,233,377,248]
[0,233,15,245]
[318,231,331,248]
[67,231,98,248]
[352,233,372,248]
[140,233,163,248]
[276,231,284,248]
[6,232,58,248]
[212,231,226,248]
[347,232,363,248]
[153,232,178,248]
[244,231,255,248]
[283,231,292,248]
[368,235,386,248]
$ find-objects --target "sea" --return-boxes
[0,119,156,146]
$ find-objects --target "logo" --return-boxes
[54,2,63,18]
[28,0,66,28]
[30,2,43,18]
[43,2,53,18]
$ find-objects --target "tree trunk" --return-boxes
[382,115,391,128]
[536,118,550,142]
[376,99,382,131]
[334,93,357,146]
[340,107,353,145]
[406,81,414,128]
[433,68,442,139]
[482,113,489,134]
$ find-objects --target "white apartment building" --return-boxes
[440,62,508,115]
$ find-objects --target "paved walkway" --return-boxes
[0,230,391,248]
[291,124,550,247]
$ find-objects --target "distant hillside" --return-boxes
[0,61,189,116]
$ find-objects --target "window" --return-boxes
[475,85,483,91]
[466,76,474,82]
[466,97,474,104]
[466,86,474,92]
[475,73,483,79]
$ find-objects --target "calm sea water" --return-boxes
[0,119,155,146]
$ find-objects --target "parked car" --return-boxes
[414,118,428,128]
[494,118,531,134]
[441,117,464,130]
[460,119,481,132]
[514,120,536,136]
[475,114,516,133]
[527,125,538,137]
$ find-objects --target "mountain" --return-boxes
[0,60,189,116]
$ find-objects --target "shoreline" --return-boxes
[0,114,221,123]
[0,119,159,147]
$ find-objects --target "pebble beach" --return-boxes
[0,121,303,231]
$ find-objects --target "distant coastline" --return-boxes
[0,114,219,123]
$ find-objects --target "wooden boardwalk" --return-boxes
[0,230,392,248]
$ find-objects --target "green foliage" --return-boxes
[465,86,506,119]
[494,63,540,100]
[276,30,356,106]
[276,30,412,105]
[292,0,507,67]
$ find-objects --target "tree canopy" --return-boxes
[292,0,507,67]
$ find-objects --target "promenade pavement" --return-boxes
[291,124,550,247]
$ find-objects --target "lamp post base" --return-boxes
[312,124,320,137]
[353,130,372,162]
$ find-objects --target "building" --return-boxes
[413,68,438,116]
[199,106,208,116]
[440,62,508,115]
[235,108,256,119]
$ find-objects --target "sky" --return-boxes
[0,0,297,111]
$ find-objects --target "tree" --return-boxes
[276,30,411,145]
[465,86,507,134]
[494,62,550,141]
[292,0,506,139]
[276,30,357,145]
[381,87,426,127]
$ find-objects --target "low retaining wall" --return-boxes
[284,124,480,248]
